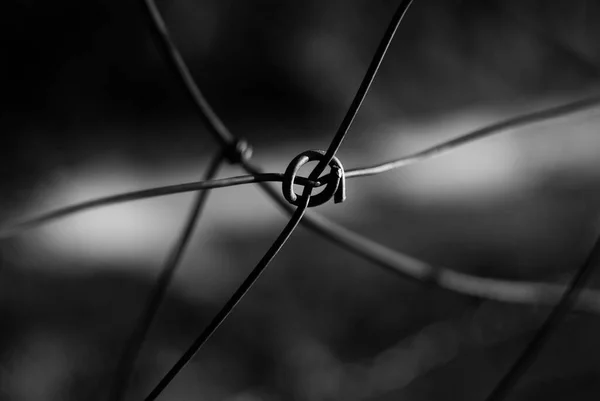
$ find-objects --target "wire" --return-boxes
[134,0,600,399]
[345,94,600,179]
[485,232,600,401]
[4,0,598,398]
[0,173,319,239]
[136,0,600,314]
[141,0,235,148]
[3,157,600,313]
[108,151,225,401]
[139,2,414,398]
[309,0,415,181]
[3,98,600,312]
[144,187,313,400]
[4,91,600,239]
[242,160,600,315]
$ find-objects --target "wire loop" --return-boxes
[282,150,346,208]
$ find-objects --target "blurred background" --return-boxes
[2,0,600,399]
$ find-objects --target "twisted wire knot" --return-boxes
[224,138,253,164]
[282,150,346,208]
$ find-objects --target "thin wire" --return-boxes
[108,151,225,401]
[141,0,235,147]
[242,160,600,315]
[485,232,600,401]
[135,0,600,317]
[4,91,600,240]
[134,0,600,312]
[345,94,600,179]
[309,0,415,181]
[0,173,318,239]
[144,189,312,400]
[4,109,600,312]
[3,161,600,314]
[137,2,600,399]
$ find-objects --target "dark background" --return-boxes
[2,0,600,400]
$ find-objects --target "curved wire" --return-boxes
[1,49,599,317]
[0,173,318,239]
[4,90,600,240]
[309,0,414,181]
[141,0,235,148]
[1,67,598,315]
[136,0,600,310]
[242,160,600,314]
[344,94,600,179]
[109,151,225,401]
[137,1,600,400]
[3,156,600,314]
[4,91,600,240]
[485,232,600,401]
[144,187,313,400]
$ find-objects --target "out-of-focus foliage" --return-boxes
[2,0,600,400]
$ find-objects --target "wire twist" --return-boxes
[223,138,253,164]
[282,150,346,207]
[5,0,597,399]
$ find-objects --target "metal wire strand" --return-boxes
[137,0,600,317]
[485,232,600,401]
[345,94,600,179]
[141,0,235,148]
[242,160,600,315]
[108,151,225,401]
[0,173,319,239]
[144,189,313,401]
[3,158,600,314]
[309,0,415,181]
[137,2,600,400]
[4,92,600,239]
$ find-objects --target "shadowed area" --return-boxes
[2,0,600,400]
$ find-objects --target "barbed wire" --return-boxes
[1,0,599,400]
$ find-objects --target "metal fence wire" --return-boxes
[3,0,600,400]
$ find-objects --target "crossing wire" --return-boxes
[0,0,598,400]
[139,0,600,398]
[143,0,414,398]
[109,151,226,401]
